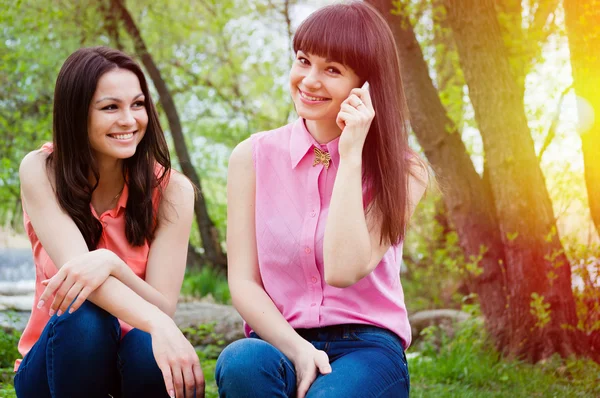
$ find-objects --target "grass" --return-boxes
[181,267,231,304]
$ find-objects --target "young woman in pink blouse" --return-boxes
[15,47,204,398]
[217,2,428,397]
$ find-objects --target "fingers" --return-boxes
[171,365,185,398]
[37,270,66,310]
[66,285,93,314]
[297,375,314,398]
[49,275,75,316]
[182,365,196,398]
[193,363,205,398]
[56,281,83,316]
[314,350,332,374]
[158,361,176,398]
[351,86,373,108]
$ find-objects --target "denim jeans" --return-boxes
[215,324,410,397]
[14,301,169,398]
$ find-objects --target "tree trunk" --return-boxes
[443,0,590,361]
[110,0,227,271]
[367,0,509,349]
[564,0,600,239]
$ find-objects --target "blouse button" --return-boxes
[310,303,317,307]
[310,211,316,218]
[304,247,311,254]
[311,276,317,283]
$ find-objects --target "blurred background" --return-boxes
[1,0,599,396]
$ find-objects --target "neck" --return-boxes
[90,156,125,203]
[304,118,342,145]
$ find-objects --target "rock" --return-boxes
[0,280,35,296]
[174,301,244,346]
[408,309,473,347]
[0,295,34,311]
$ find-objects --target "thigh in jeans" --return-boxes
[307,328,409,398]
[15,301,121,398]
[118,328,170,398]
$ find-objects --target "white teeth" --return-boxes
[300,91,327,101]
[111,133,134,140]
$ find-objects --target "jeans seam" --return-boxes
[47,320,56,397]
[376,377,406,397]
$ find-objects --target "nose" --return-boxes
[117,108,136,127]
[302,67,322,90]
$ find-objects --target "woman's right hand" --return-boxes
[150,316,205,398]
[291,341,332,398]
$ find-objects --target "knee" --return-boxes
[216,338,284,385]
[52,301,119,343]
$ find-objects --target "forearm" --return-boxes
[112,261,176,317]
[323,155,371,286]
[230,279,310,360]
[87,275,172,333]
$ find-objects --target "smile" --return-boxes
[108,131,136,140]
[299,90,329,102]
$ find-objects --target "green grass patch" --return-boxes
[409,314,600,397]
[181,267,231,304]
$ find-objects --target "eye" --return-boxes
[297,56,310,65]
[327,67,341,75]
[102,104,118,111]
[132,100,145,108]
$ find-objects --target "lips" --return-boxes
[299,89,330,102]
[108,131,136,140]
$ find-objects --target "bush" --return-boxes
[181,267,231,304]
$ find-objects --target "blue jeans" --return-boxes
[14,301,169,398]
[215,324,410,397]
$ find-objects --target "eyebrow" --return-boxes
[95,93,144,104]
[299,51,344,68]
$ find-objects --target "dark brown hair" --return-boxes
[49,46,170,250]
[293,2,418,245]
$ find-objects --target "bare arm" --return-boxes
[112,171,195,317]
[226,138,309,359]
[226,138,331,397]
[323,157,428,287]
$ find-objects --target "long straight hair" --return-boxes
[49,46,170,250]
[293,2,417,245]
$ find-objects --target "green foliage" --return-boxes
[410,307,600,397]
[0,326,20,369]
[182,267,231,304]
[530,293,552,329]
[402,194,468,311]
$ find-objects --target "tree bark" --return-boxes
[443,0,590,361]
[564,0,600,239]
[110,0,227,270]
[367,0,509,349]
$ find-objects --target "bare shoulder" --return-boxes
[228,136,253,170]
[19,149,52,190]
[408,154,429,188]
[163,170,195,205]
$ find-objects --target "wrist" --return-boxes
[339,152,362,168]
[106,250,125,278]
[147,309,174,334]
[288,338,314,363]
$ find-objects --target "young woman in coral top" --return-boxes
[216,2,428,397]
[15,47,204,398]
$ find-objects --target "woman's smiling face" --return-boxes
[289,50,361,122]
[87,68,148,163]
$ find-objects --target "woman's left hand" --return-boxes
[336,86,375,159]
[37,249,120,317]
